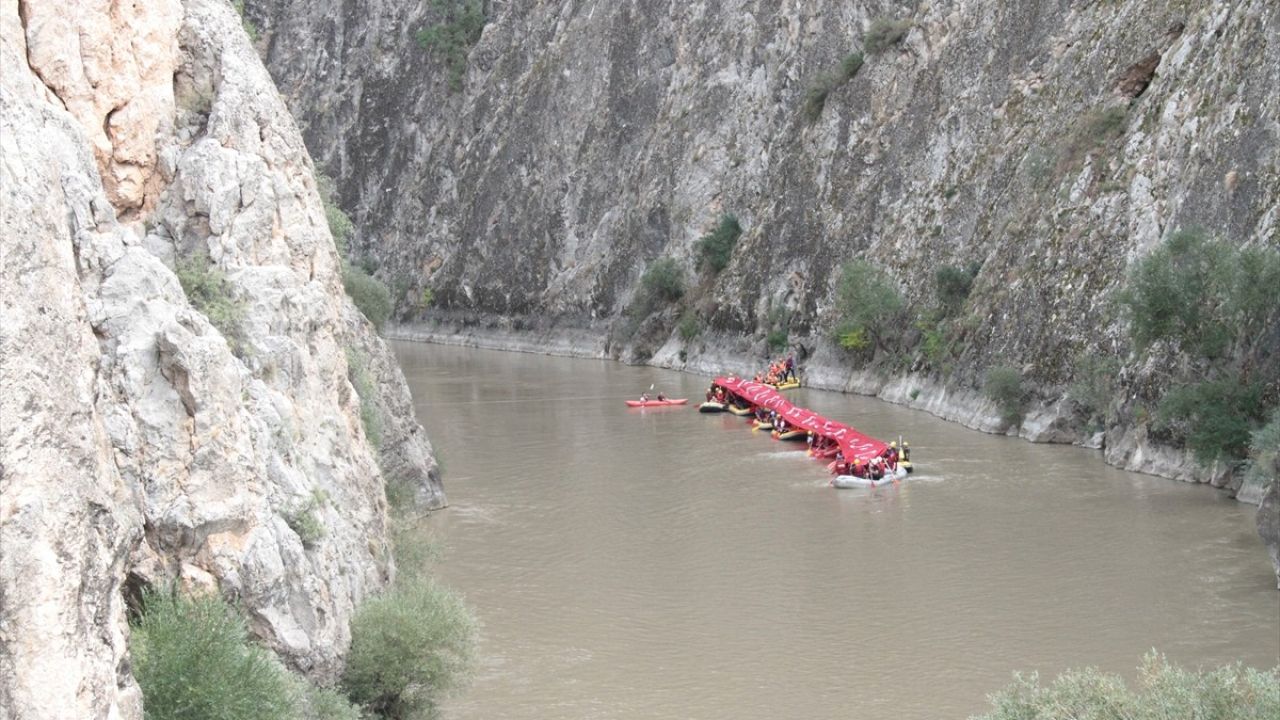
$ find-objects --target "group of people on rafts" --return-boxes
[832,441,910,481]
[753,355,798,386]
[702,373,915,484]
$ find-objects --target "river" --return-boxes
[392,341,1279,719]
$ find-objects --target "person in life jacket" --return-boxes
[900,441,910,462]
[884,441,899,469]
[639,392,650,403]
[851,458,866,478]
[656,391,668,401]
[869,457,885,480]
[785,354,796,381]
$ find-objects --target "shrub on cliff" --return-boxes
[934,261,980,316]
[346,347,383,449]
[344,266,394,331]
[864,18,912,54]
[833,260,903,353]
[343,578,476,719]
[132,590,297,720]
[176,255,248,356]
[416,0,488,91]
[974,652,1280,720]
[984,366,1026,427]
[1156,379,1265,464]
[696,214,743,273]
[802,52,863,122]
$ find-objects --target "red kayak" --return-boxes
[625,398,688,407]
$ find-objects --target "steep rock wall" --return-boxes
[0,1,445,717]
[251,0,1278,580]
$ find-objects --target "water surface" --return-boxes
[393,341,1279,719]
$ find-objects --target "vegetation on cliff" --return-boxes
[415,0,488,91]
[320,173,395,331]
[973,652,1280,720]
[1120,230,1280,465]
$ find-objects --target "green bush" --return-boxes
[935,262,980,315]
[346,348,383,450]
[343,579,477,719]
[833,260,903,352]
[1069,354,1119,428]
[864,18,912,54]
[628,258,686,320]
[1156,378,1264,463]
[695,214,742,273]
[641,257,685,303]
[984,366,1025,427]
[176,256,248,356]
[1120,230,1280,360]
[767,329,788,352]
[677,311,700,341]
[132,590,297,720]
[344,266,393,331]
[415,0,487,91]
[802,52,863,122]
[420,287,435,308]
[1245,409,1280,493]
[974,652,1280,720]
[299,683,365,720]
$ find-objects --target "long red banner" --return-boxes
[714,376,888,461]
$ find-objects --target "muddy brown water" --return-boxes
[391,341,1279,719]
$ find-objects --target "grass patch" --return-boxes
[176,255,248,356]
[864,18,911,54]
[802,52,863,122]
[342,578,477,719]
[233,1,260,43]
[975,651,1280,720]
[132,590,297,720]
[415,0,488,91]
[346,347,383,450]
[284,490,329,548]
[695,214,743,273]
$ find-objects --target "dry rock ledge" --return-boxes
[1,1,442,717]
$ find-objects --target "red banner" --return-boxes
[715,376,888,462]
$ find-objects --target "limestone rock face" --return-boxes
[1,0,444,716]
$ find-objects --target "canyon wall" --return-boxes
[0,1,444,716]
[248,0,1278,579]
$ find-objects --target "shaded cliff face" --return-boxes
[0,0,444,716]
[252,1,1277,568]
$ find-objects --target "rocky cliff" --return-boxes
[249,0,1278,580]
[0,1,444,717]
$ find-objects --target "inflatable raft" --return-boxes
[772,428,808,441]
[769,379,801,390]
[698,401,727,413]
[625,398,688,407]
[830,466,909,488]
[726,404,754,417]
